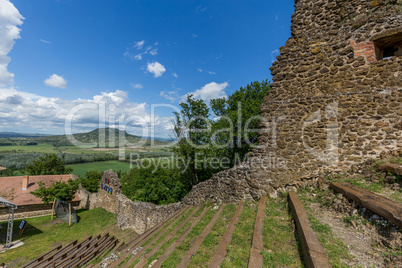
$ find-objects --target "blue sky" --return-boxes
[0,0,294,138]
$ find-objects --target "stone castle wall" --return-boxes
[183,0,402,202]
[78,170,184,234]
[0,201,81,221]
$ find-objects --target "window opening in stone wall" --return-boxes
[374,32,402,60]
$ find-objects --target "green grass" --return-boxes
[67,160,132,177]
[0,143,171,155]
[161,206,217,267]
[0,143,60,153]
[297,189,354,267]
[221,201,257,267]
[262,197,303,268]
[144,207,205,266]
[0,208,120,267]
[188,204,237,268]
[308,215,354,267]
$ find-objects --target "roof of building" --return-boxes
[0,174,80,206]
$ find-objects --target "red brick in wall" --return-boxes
[351,40,378,62]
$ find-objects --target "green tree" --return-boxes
[80,170,103,193]
[25,153,73,175]
[30,179,79,204]
[173,94,214,186]
[121,162,189,205]
[211,80,270,165]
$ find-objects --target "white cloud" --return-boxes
[0,0,24,87]
[40,39,51,44]
[182,82,228,103]
[134,40,145,49]
[196,5,208,13]
[147,62,166,78]
[192,34,198,38]
[130,83,143,89]
[271,49,280,63]
[172,72,178,78]
[149,49,158,56]
[134,53,143,60]
[125,41,158,61]
[160,90,178,102]
[0,87,175,137]
[275,16,279,21]
[44,74,67,89]
[197,68,216,75]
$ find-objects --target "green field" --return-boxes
[0,143,171,155]
[67,160,133,177]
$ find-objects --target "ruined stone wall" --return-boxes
[0,201,81,221]
[183,0,402,203]
[78,170,184,234]
[252,0,401,186]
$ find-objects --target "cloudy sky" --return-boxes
[0,0,293,138]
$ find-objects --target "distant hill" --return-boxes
[0,132,51,138]
[34,128,169,147]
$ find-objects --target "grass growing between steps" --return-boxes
[141,207,195,248]
[297,189,354,267]
[144,206,205,266]
[221,201,257,268]
[161,206,218,267]
[116,207,196,268]
[188,204,237,268]
[308,215,353,267]
[0,208,118,267]
[262,197,304,268]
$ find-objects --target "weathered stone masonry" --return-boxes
[184,0,401,204]
[78,170,183,234]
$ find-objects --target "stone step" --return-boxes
[288,191,331,268]
[125,206,202,268]
[329,182,402,228]
[248,196,268,268]
[208,201,244,268]
[107,206,190,268]
[177,204,226,268]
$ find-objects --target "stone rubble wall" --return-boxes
[179,0,402,203]
[78,170,184,234]
[0,201,81,221]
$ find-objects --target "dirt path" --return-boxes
[309,203,386,267]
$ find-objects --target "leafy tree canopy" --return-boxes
[25,153,73,175]
[121,162,189,205]
[80,170,103,193]
[30,179,79,204]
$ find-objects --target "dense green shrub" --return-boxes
[80,170,103,193]
[30,179,79,203]
[121,162,190,205]
[25,153,73,175]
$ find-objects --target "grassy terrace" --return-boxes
[0,208,136,267]
[188,204,237,268]
[262,197,303,268]
[67,160,132,177]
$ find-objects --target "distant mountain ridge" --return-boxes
[0,132,51,138]
[1,128,171,147]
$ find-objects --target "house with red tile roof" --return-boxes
[0,174,81,220]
